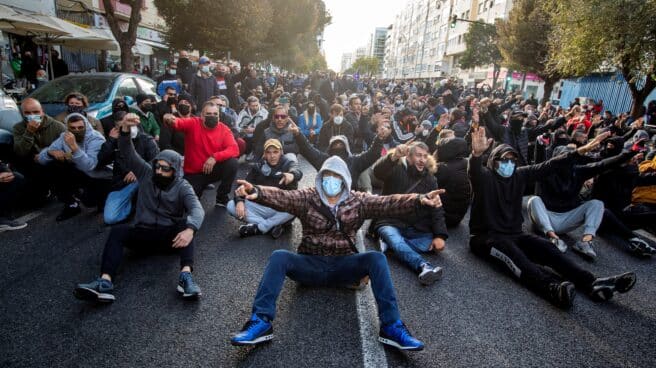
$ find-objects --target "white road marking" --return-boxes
[355,230,388,368]
[0,211,43,233]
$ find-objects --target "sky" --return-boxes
[322,0,409,71]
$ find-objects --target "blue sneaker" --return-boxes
[231,314,274,346]
[74,277,115,303]
[378,320,424,351]
[177,271,202,300]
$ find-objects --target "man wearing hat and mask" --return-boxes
[189,56,220,106]
[163,102,239,206]
[227,138,301,238]
[130,94,160,141]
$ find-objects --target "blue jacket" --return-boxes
[298,112,323,137]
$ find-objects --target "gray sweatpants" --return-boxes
[526,196,604,237]
[227,200,295,233]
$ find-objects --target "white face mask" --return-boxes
[169,69,177,76]
[201,65,210,73]
[334,116,343,125]
[130,126,139,139]
[422,129,429,137]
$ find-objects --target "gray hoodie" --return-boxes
[315,155,352,210]
[118,131,204,231]
[38,113,105,173]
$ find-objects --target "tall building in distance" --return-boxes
[369,27,388,69]
[340,52,354,73]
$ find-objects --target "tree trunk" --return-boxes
[492,63,500,89]
[627,75,655,118]
[542,77,556,105]
[520,71,527,94]
[98,50,108,72]
[120,40,133,72]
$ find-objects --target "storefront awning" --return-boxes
[137,38,167,50]
[0,4,70,37]
[132,40,153,56]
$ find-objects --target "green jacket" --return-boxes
[130,107,160,138]
[13,115,66,158]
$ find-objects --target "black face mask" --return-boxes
[153,173,175,190]
[554,136,570,147]
[72,130,86,143]
[67,105,85,114]
[510,119,524,134]
[329,147,348,160]
[177,104,191,116]
[204,115,219,128]
[141,104,153,113]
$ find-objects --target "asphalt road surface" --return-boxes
[1,158,655,368]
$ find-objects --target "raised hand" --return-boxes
[471,127,493,157]
[420,189,446,208]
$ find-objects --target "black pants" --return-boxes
[14,158,52,201]
[184,157,238,201]
[0,171,24,217]
[470,233,595,297]
[100,224,194,279]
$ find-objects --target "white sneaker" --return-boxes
[378,239,388,253]
[549,237,568,253]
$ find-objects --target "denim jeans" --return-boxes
[377,226,433,272]
[252,250,401,325]
[103,182,139,225]
[226,199,294,233]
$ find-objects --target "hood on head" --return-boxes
[436,137,469,162]
[552,145,576,157]
[328,135,352,156]
[486,144,518,170]
[603,136,624,157]
[64,112,96,138]
[315,156,352,207]
[153,149,184,178]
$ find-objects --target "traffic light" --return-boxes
[450,15,457,28]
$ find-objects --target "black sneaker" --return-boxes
[270,224,285,239]
[548,281,576,309]
[56,202,81,222]
[0,217,27,231]
[628,237,656,257]
[239,223,262,238]
[590,272,636,301]
[74,277,115,303]
[418,263,443,285]
[215,196,229,208]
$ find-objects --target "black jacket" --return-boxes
[317,119,355,152]
[235,155,302,203]
[537,146,636,212]
[372,153,448,239]
[468,144,576,236]
[189,72,220,106]
[97,132,160,190]
[295,133,382,190]
[435,138,472,227]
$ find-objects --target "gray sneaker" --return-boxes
[418,263,443,285]
[74,277,115,303]
[573,240,597,259]
[550,237,568,253]
[0,217,27,232]
[378,239,388,253]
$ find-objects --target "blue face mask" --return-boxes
[322,176,343,197]
[496,160,516,178]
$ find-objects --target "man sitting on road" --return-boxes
[230,156,446,351]
[372,142,448,285]
[12,98,66,201]
[468,127,637,309]
[97,111,159,225]
[0,161,27,231]
[163,102,239,206]
[227,139,301,239]
[74,113,204,303]
[254,106,299,160]
[38,113,105,221]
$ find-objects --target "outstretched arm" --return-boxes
[235,179,310,217]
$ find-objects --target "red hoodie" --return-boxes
[172,116,239,174]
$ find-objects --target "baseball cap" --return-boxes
[199,56,210,64]
[264,138,283,151]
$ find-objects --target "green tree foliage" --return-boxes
[349,56,380,77]
[458,21,503,88]
[154,0,330,70]
[497,0,560,101]
[546,0,656,117]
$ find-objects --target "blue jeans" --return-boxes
[103,182,138,225]
[252,250,401,325]
[377,226,433,272]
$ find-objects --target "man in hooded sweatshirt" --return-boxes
[163,102,239,206]
[74,113,204,303]
[468,127,637,309]
[38,113,105,221]
[372,142,448,285]
[288,119,387,190]
[526,132,642,259]
[230,156,445,350]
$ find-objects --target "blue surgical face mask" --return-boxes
[496,160,516,178]
[322,176,343,197]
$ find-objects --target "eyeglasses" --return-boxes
[154,163,173,172]
[274,114,288,119]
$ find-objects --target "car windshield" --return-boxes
[30,76,115,104]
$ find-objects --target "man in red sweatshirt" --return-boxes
[163,102,239,206]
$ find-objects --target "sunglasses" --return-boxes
[274,114,288,119]
[154,163,173,172]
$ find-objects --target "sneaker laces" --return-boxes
[390,321,412,341]
[241,317,263,333]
